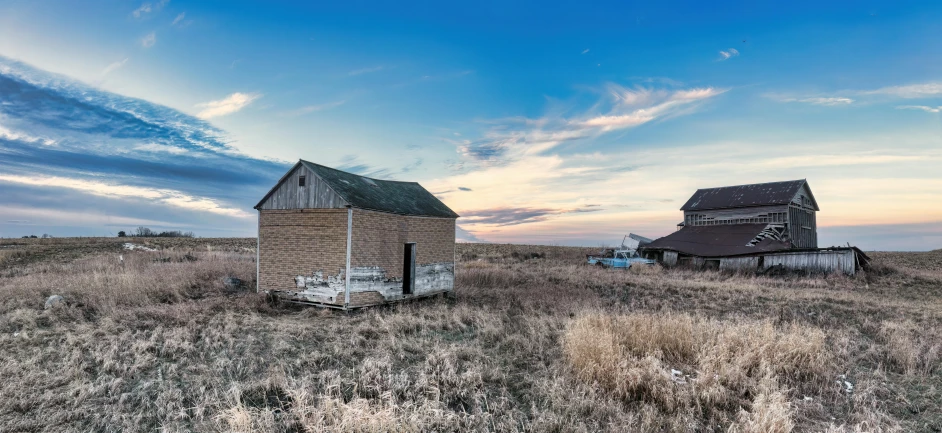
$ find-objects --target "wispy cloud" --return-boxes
[773,96,855,106]
[132,3,152,18]
[460,206,601,226]
[101,58,128,76]
[897,105,942,113]
[172,12,186,26]
[348,65,386,76]
[400,157,423,173]
[718,48,739,61]
[458,187,472,191]
[581,49,590,54]
[0,124,55,146]
[195,92,261,119]
[282,100,345,116]
[455,84,725,166]
[335,155,395,179]
[0,174,251,218]
[772,81,942,108]
[862,82,942,98]
[0,56,289,236]
[132,0,168,18]
[141,32,157,48]
[134,143,188,154]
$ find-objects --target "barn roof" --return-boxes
[254,160,459,218]
[680,180,819,211]
[643,224,791,257]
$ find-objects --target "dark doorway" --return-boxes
[402,243,416,295]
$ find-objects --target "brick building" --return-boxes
[255,160,459,308]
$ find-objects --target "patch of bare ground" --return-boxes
[0,239,939,432]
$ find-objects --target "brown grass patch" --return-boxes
[564,312,832,430]
[0,239,938,432]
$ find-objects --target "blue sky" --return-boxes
[1,0,941,250]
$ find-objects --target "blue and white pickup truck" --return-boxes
[586,249,656,269]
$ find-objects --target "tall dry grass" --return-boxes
[563,312,833,431]
[878,320,942,376]
[0,240,938,431]
[0,249,255,320]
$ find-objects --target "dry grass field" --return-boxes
[0,237,940,432]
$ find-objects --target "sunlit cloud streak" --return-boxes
[195,92,261,119]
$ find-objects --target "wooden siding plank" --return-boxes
[258,165,348,210]
[761,250,855,275]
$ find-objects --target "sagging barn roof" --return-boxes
[255,160,460,218]
[680,179,819,211]
[644,224,790,257]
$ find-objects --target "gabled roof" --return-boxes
[254,160,459,218]
[644,224,791,257]
[680,180,819,211]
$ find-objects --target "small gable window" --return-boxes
[298,176,306,187]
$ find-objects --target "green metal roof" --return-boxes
[293,160,459,218]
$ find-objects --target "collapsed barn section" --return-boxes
[255,160,458,309]
[643,179,870,275]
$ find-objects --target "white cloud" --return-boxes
[577,87,725,131]
[101,58,128,76]
[0,124,56,145]
[773,96,854,106]
[718,48,739,60]
[863,82,942,98]
[172,12,186,26]
[897,105,942,113]
[132,3,152,18]
[132,0,168,18]
[771,82,942,108]
[800,97,854,106]
[141,32,157,48]
[454,84,725,167]
[581,49,590,54]
[195,92,261,119]
[0,174,250,218]
[134,143,188,154]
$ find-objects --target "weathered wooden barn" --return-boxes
[644,180,870,274]
[255,160,459,309]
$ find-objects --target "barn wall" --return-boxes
[720,256,759,271]
[788,206,817,248]
[762,250,855,274]
[285,209,455,307]
[257,164,348,210]
[351,209,455,278]
[258,209,349,295]
[266,208,456,307]
[663,251,678,266]
[342,209,455,305]
[683,205,789,226]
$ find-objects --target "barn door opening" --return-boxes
[402,242,416,295]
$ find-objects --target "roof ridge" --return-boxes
[696,179,805,191]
